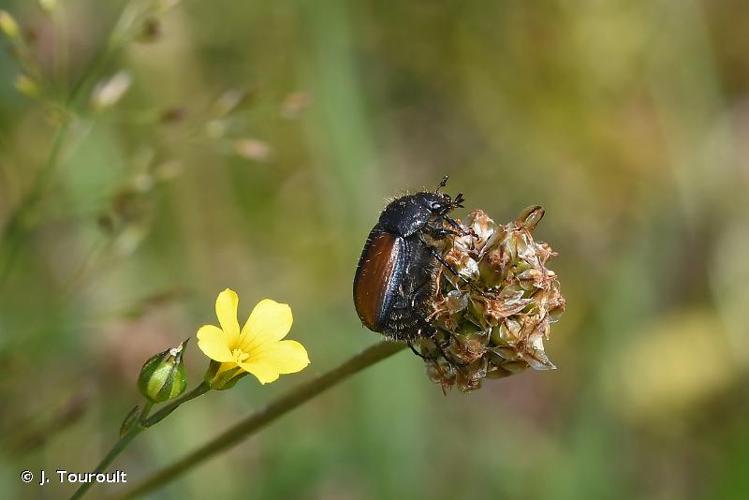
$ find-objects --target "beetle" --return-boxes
[353,177,465,345]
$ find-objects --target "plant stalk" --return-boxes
[69,382,210,500]
[120,341,406,498]
[0,0,133,289]
[144,382,210,427]
[69,402,152,500]
[0,120,70,286]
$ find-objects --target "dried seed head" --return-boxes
[213,89,251,117]
[90,71,132,111]
[39,0,57,14]
[160,106,188,124]
[415,207,565,392]
[14,74,40,98]
[280,91,311,119]
[233,138,271,162]
[0,10,20,40]
[138,17,162,43]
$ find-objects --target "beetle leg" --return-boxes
[420,235,485,295]
[442,214,475,237]
[421,240,477,290]
[428,214,474,239]
[436,335,450,350]
[434,340,457,365]
[428,226,457,239]
[426,219,470,241]
[443,216,463,234]
[427,329,470,368]
[407,340,427,360]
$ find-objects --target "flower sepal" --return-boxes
[203,361,248,391]
[119,405,141,437]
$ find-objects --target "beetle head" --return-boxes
[427,176,464,216]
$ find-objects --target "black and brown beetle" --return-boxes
[353,177,465,344]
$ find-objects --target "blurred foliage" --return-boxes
[1,0,748,499]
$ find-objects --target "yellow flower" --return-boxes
[197,289,309,385]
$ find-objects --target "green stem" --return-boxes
[144,382,210,427]
[69,383,210,500]
[69,402,152,500]
[0,119,70,287]
[0,0,133,289]
[120,341,406,499]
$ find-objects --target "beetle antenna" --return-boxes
[453,192,465,208]
[435,176,449,193]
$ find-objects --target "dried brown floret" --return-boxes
[416,206,565,392]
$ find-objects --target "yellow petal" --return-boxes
[252,340,310,374]
[240,299,292,351]
[238,360,281,384]
[215,288,240,346]
[197,325,234,362]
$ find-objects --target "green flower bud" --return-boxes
[137,339,188,402]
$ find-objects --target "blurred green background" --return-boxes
[1,0,749,498]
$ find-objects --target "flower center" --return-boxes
[231,348,250,363]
